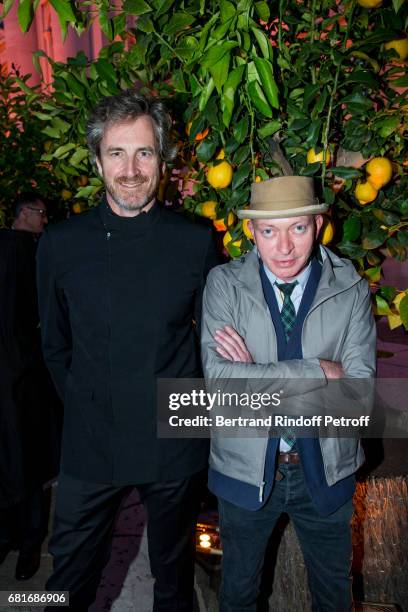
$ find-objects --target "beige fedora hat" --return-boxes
[237,176,328,219]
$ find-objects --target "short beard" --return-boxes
[105,174,159,213]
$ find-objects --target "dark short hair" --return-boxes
[85,89,177,167]
[14,192,43,218]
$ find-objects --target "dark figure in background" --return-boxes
[37,91,218,611]
[0,193,61,581]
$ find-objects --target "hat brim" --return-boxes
[237,203,329,219]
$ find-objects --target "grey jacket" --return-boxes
[201,246,376,489]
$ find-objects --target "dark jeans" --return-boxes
[218,464,354,612]
[45,471,204,611]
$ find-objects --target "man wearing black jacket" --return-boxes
[37,90,218,611]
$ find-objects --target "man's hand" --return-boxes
[214,326,253,363]
[319,359,344,379]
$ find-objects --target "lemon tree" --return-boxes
[2,0,407,328]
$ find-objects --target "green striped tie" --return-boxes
[276,280,298,448]
[276,281,298,341]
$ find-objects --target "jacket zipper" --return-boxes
[259,482,265,502]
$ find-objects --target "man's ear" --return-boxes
[315,214,324,237]
[95,157,103,177]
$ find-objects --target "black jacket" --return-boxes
[37,201,218,484]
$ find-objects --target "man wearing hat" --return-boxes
[201,176,376,611]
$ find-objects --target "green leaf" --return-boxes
[392,0,405,12]
[375,295,393,316]
[14,76,33,95]
[220,0,236,21]
[17,0,34,32]
[233,118,249,144]
[253,57,279,109]
[342,217,361,242]
[95,59,118,88]
[337,241,367,259]
[212,17,234,41]
[196,139,217,163]
[258,120,281,138]
[52,116,71,133]
[375,116,399,139]
[222,65,245,127]
[42,126,61,139]
[251,27,272,60]
[69,147,89,166]
[332,167,360,179]
[378,285,397,302]
[75,185,99,199]
[154,0,174,18]
[163,12,195,36]
[99,9,113,40]
[199,77,215,112]
[345,70,378,89]
[365,266,381,282]
[137,14,154,33]
[248,80,273,118]
[399,295,408,330]
[1,0,17,19]
[322,187,335,206]
[232,161,251,189]
[201,41,238,68]
[254,1,270,21]
[53,143,76,159]
[63,73,85,98]
[233,145,251,165]
[175,37,198,60]
[189,73,202,97]
[210,52,231,94]
[172,69,186,92]
[123,0,152,14]
[372,209,400,226]
[390,75,408,88]
[49,0,76,23]
[303,84,320,110]
[305,119,322,147]
[362,229,388,250]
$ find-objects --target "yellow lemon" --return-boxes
[207,161,233,189]
[223,231,242,249]
[321,218,334,245]
[199,200,218,220]
[306,147,331,165]
[242,218,254,239]
[357,0,382,7]
[61,189,72,201]
[385,37,408,61]
[72,202,83,214]
[355,181,378,205]
[366,157,393,190]
[216,149,226,160]
[76,175,88,187]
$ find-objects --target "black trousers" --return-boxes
[45,471,204,611]
[0,487,48,554]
